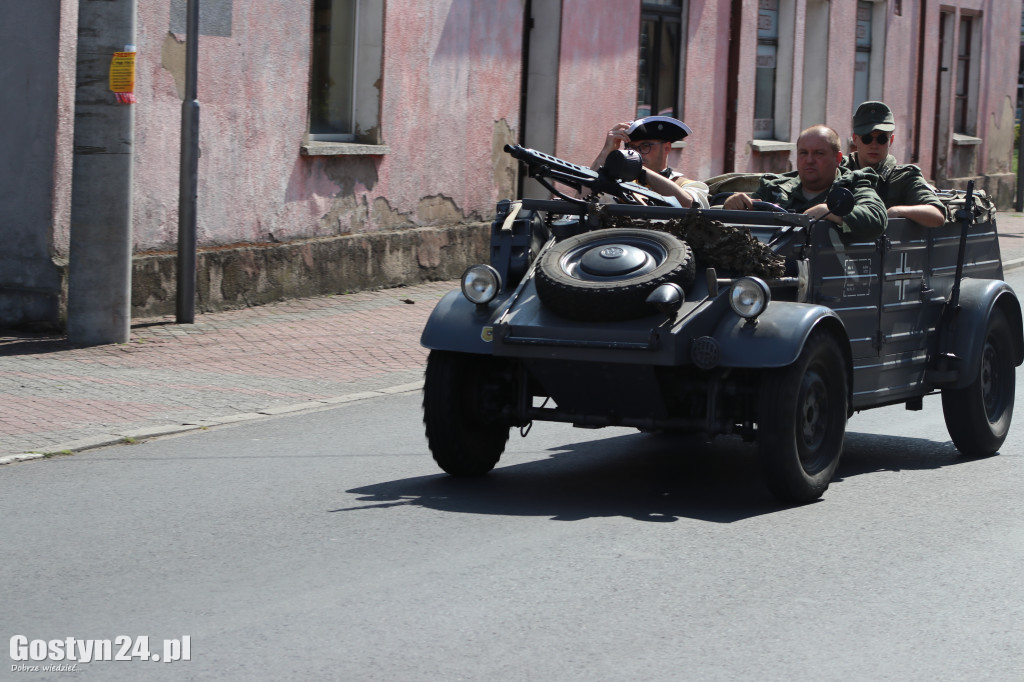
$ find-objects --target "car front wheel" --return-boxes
[941,308,1016,457]
[423,350,511,476]
[758,331,848,505]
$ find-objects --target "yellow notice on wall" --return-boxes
[109,51,137,104]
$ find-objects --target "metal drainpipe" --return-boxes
[177,0,200,323]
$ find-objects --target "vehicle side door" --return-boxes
[875,218,935,404]
[806,224,883,410]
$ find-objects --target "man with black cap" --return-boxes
[591,116,709,208]
[842,101,946,227]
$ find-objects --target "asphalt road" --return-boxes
[3,275,1024,681]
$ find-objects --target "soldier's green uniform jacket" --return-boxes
[841,152,946,217]
[751,166,888,240]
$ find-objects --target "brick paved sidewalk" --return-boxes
[3,209,1024,463]
[0,281,455,461]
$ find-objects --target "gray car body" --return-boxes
[421,192,1023,433]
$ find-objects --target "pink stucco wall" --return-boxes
[130,1,323,250]
[554,0,639,169]
[49,0,1020,258]
[687,0,1018,184]
[377,0,524,222]
[823,1,856,132]
[679,0,731,180]
[903,0,1018,183]
[878,5,917,166]
[65,0,525,255]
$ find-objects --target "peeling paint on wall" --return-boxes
[987,96,1016,174]
[318,194,369,235]
[161,32,186,100]
[416,195,465,225]
[492,118,517,199]
[372,197,414,231]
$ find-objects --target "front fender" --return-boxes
[712,302,847,368]
[420,289,506,355]
[942,279,1024,389]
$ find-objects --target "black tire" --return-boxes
[535,228,695,321]
[941,308,1016,457]
[758,331,848,504]
[423,350,510,476]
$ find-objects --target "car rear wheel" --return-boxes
[535,228,695,321]
[941,308,1016,457]
[423,350,510,476]
[758,331,848,504]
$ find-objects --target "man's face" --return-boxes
[796,132,841,193]
[852,129,893,168]
[626,139,672,172]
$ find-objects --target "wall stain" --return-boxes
[492,118,517,200]
[161,32,187,100]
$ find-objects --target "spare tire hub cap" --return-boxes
[580,243,649,276]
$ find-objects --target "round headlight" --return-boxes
[461,264,502,305]
[729,277,770,319]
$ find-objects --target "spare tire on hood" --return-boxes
[535,228,695,321]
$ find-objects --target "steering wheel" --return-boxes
[751,200,789,213]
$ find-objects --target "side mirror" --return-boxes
[826,186,855,217]
[601,148,644,183]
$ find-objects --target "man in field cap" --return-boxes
[590,115,709,208]
[843,101,946,227]
[853,101,896,137]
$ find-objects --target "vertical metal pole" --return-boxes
[1016,118,1023,212]
[67,0,137,345]
[177,0,200,323]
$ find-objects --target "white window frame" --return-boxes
[853,0,888,110]
[954,10,982,136]
[752,0,794,143]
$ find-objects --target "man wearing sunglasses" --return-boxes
[591,115,710,208]
[842,101,946,227]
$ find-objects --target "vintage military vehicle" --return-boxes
[420,145,1023,504]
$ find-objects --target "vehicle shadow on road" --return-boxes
[338,428,983,523]
[837,430,984,480]
[339,431,787,524]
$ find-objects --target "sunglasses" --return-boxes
[859,132,890,145]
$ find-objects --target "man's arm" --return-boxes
[591,121,632,170]
[834,170,888,239]
[886,166,948,227]
[642,170,695,207]
[803,203,843,225]
[887,204,946,227]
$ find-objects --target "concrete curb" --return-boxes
[0,380,424,465]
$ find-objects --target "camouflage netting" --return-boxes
[939,188,997,224]
[605,211,787,279]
